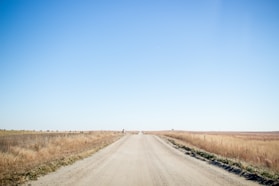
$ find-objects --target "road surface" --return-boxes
[27,134,259,186]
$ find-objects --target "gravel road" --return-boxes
[26,134,259,186]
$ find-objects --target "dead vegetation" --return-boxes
[0,130,123,185]
[149,131,279,183]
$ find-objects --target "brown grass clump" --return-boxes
[0,130,123,185]
[150,131,279,174]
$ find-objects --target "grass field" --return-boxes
[0,130,123,185]
[2,130,278,184]
[150,131,279,177]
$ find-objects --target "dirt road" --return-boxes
[27,134,259,186]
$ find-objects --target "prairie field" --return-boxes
[0,130,122,185]
[151,131,279,175]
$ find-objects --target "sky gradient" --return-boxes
[1,0,279,131]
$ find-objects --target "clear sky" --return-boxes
[0,0,278,131]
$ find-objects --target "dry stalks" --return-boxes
[151,131,279,173]
[0,130,122,185]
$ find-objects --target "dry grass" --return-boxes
[150,131,279,174]
[0,130,123,185]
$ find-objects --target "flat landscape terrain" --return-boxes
[152,131,279,173]
[0,130,122,185]
[26,134,259,186]
[1,130,278,185]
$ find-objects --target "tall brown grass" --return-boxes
[152,131,279,173]
[0,130,122,184]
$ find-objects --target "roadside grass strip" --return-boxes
[165,137,279,186]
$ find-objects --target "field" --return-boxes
[2,130,279,185]
[150,131,279,179]
[0,130,123,185]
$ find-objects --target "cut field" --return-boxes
[150,131,279,181]
[0,130,123,185]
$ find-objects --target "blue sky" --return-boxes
[0,0,278,131]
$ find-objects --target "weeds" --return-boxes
[0,130,122,185]
[161,134,279,185]
[151,131,279,173]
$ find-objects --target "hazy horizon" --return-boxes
[1,0,279,131]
